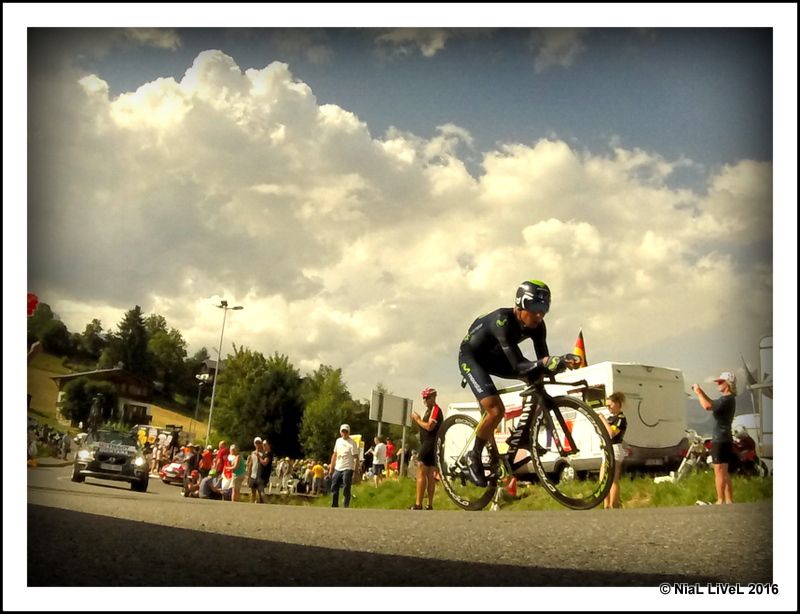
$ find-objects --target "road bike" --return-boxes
[435,358,615,511]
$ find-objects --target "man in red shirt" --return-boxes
[198,445,214,478]
[214,440,228,475]
[386,438,396,475]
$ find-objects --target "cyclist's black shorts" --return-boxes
[459,346,514,400]
[419,441,436,467]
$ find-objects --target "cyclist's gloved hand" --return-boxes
[562,353,582,370]
[544,355,567,374]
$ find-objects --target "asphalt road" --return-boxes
[27,462,773,587]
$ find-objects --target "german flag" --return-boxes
[572,328,587,368]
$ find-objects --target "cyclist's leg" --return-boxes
[459,350,501,445]
[476,395,505,443]
[459,351,503,485]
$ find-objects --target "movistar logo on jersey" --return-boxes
[495,317,508,327]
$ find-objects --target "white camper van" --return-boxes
[446,362,688,479]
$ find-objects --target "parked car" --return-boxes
[72,429,149,492]
[159,459,186,485]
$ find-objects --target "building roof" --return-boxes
[50,368,152,399]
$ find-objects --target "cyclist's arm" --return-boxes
[532,320,549,360]
[413,406,442,432]
[497,320,554,379]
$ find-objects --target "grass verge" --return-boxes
[287,472,772,511]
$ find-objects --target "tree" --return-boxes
[144,314,168,337]
[80,318,107,360]
[299,365,361,460]
[28,303,70,356]
[99,306,151,377]
[212,348,305,457]
[177,347,211,401]
[148,326,188,395]
[39,319,71,355]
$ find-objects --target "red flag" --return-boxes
[572,328,587,368]
[27,293,39,317]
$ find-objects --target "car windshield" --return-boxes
[94,431,138,446]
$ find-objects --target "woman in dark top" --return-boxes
[693,372,736,504]
[600,392,627,509]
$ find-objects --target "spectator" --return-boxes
[181,444,199,493]
[599,392,628,509]
[260,438,274,499]
[248,438,268,503]
[407,450,419,478]
[59,431,72,460]
[328,424,359,508]
[183,470,201,498]
[149,442,160,475]
[199,473,224,500]
[228,444,246,502]
[278,457,291,493]
[410,387,443,510]
[311,460,325,495]
[322,466,331,494]
[362,445,374,476]
[214,440,229,475]
[301,462,314,494]
[371,436,387,488]
[397,446,410,477]
[693,371,737,504]
[386,438,396,472]
[198,445,213,478]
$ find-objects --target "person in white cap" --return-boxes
[692,371,737,504]
[328,424,359,508]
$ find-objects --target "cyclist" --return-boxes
[459,279,579,486]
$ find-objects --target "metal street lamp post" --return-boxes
[189,373,210,438]
[205,300,243,447]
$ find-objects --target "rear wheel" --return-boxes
[530,396,614,510]
[435,414,498,511]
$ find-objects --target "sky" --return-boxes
[21,22,786,405]
[6,4,798,609]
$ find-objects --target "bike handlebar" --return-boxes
[545,378,589,388]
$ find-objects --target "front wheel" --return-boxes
[435,414,499,511]
[530,396,614,510]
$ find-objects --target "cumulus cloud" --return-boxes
[375,28,452,57]
[124,28,181,50]
[268,29,334,65]
[28,50,772,402]
[528,28,588,73]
